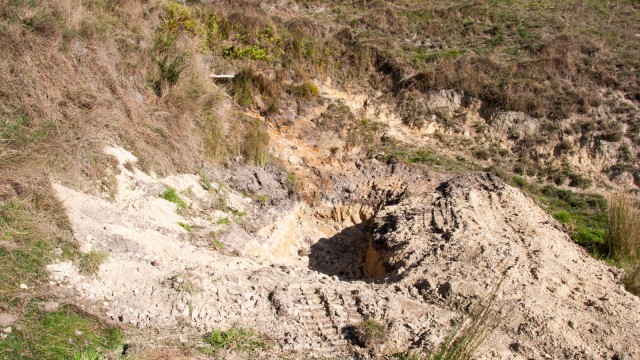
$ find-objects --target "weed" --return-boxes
[623,264,640,295]
[355,318,386,348]
[216,218,230,225]
[223,45,268,60]
[178,222,192,232]
[154,51,190,91]
[160,187,187,213]
[201,327,268,354]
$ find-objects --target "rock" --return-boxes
[43,301,60,312]
[0,313,17,327]
[2,327,11,334]
[19,284,28,290]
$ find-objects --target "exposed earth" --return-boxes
[48,141,640,359]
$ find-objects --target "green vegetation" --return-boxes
[201,327,268,354]
[492,170,607,252]
[78,251,108,276]
[160,187,187,213]
[242,123,270,167]
[380,146,478,173]
[0,306,124,359]
[216,218,230,225]
[355,318,387,348]
[178,222,192,232]
[0,196,125,358]
[231,209,246,218]
[208,232,225,251]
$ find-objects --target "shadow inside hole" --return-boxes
[308,222,370,280]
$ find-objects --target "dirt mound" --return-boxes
[49,149,640,358]
[372,172,640,358]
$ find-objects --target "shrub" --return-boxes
[355,318,386,348]
[605,193,640,261]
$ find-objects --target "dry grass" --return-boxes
[605,193,640,261]
[605,193,640,295]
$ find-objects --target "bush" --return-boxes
[605,193,640,261]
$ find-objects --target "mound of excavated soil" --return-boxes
[49,147,640,359]
[372,172,640,359]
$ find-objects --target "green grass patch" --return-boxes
[490,169,608,254]
[231,209,246,218]
[201,327,268,354]
[78,251,108,276]
[0,306,124,359]
[178,222,192,232]
[0,196,126,359]
[216,218,230,225]
[160,187,187,212]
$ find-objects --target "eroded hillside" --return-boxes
[1,0,640,359]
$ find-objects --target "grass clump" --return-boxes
[216,218,230,225]
[355,318,387,348]
[605,193,640,295]
[605,194,640,261]
[178,222,192,232]
[242,124,270,167]
[78,251,108,276]
[294,79,319,99]
[160,187,187,213]
[201,327,268,354]
[208,232,225,251]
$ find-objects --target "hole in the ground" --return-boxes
[304,203,391,280]
[245,201,393,280]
